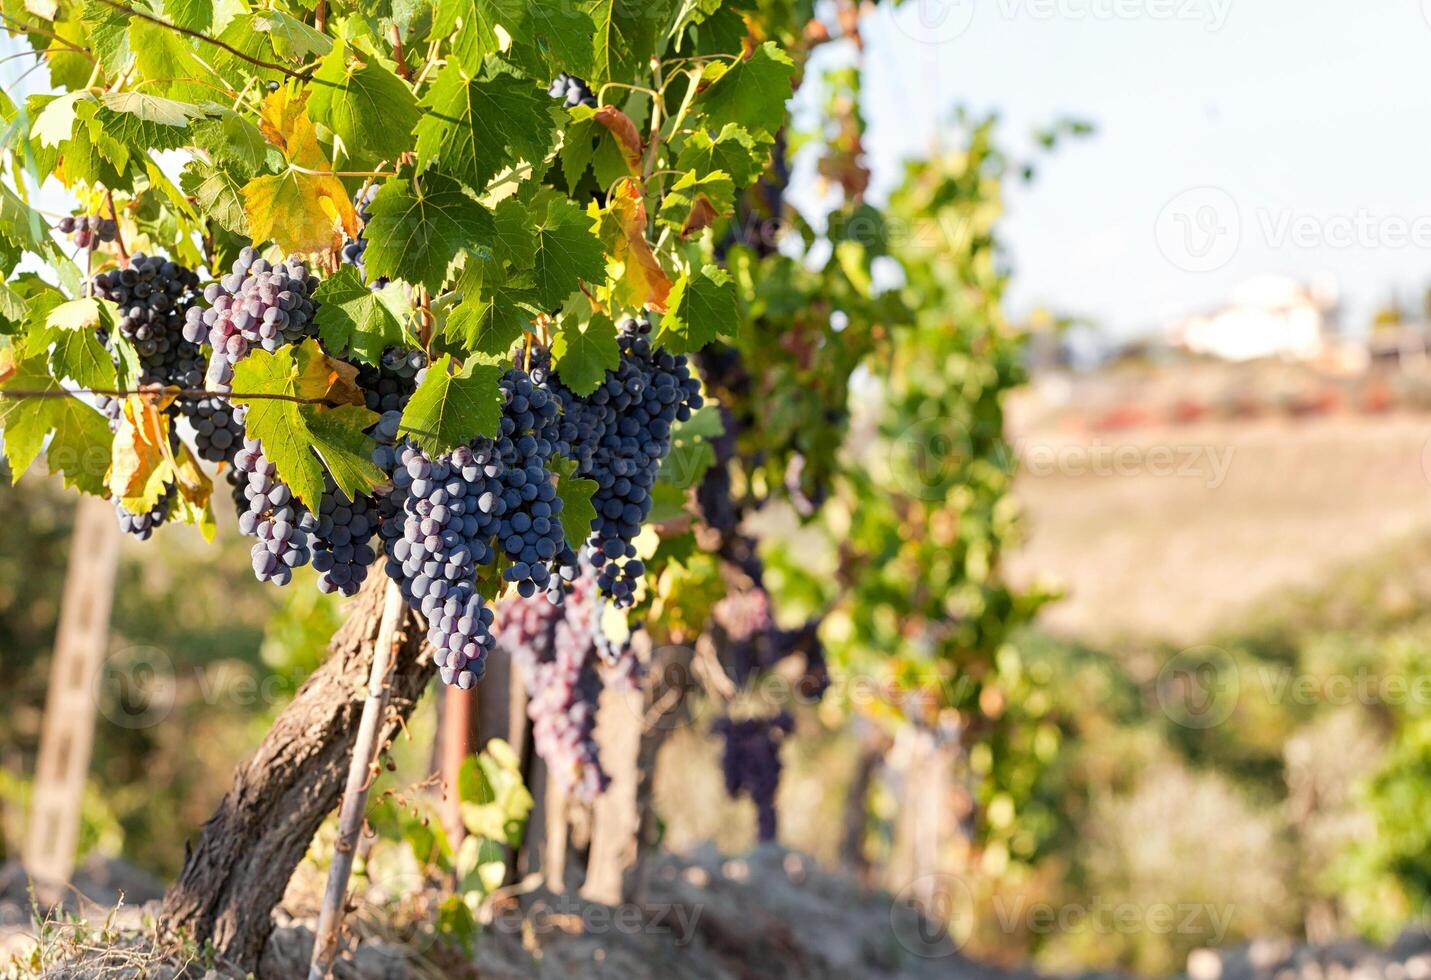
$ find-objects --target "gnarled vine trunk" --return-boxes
[160,576,432,974]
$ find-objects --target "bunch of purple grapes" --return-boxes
[497,568,609,801]
[380,443,496,688]
[550,317,703,606]
[233,438,315,586]
[360,346,423,475]
[311,482,380,596]
[183,247,319,389]
[184,397,245,464]
[713,712,794,842]
[339,185,386,289]
[95,396,182,540]
[547,72,597,109]
[378,367,575,687]
[90,254,204,388]
[58,215,117,249]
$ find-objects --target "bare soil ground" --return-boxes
[1005,410,1431,645]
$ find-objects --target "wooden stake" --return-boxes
[580,685,643,906]
[24,495,120,893]
[308,579,405,980]
[439,685,471,846]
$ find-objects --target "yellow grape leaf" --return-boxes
[257,88,322,165]
[0,346,16,385]
[593,178,671,312]
[108,394,173,508]
[321,354,366,407]
[244,89,358,254]
[592,106,642,174]
[170,442,217,541]
[243,171,356,254]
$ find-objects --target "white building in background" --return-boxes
[1169,276,1340,361]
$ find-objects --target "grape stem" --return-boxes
[308,579,405,980]
[389,24,409,81]
[105,190,129,267]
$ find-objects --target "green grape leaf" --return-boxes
[313,266,409,365]
[363,170,495,293]
[588,0,671,84]
[657,169,734,237]
[656,264,736,353]
[415,63,555,195]
[558,116,598,193]
[432,0,503,76]
[46,297,108,332]
[32,91,88,149]
[308,42,418,171]
[522,0,596,76]
[675,124,763,188]
[211,15,287,85]
[532,195,605,307]
[95,92,205,157]
[551,311,617,396]
[696,42,795,138]
[657,401,720,493]
[48,327,116,391]
[491,197,537,270]
[181,160,250,235]
[399,353,503,457]
[251,10,332,61]
[161,0,212,32]
[444,276,536,357]
[80,0,133,77]
[551,454,597,550]
[191,107,271,170]
[0,352,111,496]
[0,185,49,254]
[230,340,383,510]
[129,20,210,102]
[668,0,721,40]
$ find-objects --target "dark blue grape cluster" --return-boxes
[363,348,424,478]
[547,72,597,109]
[184,397,245,464]
[713,712,794,842]
[381,444,495,688]
[184,247,319,389]
[357,346,423,414]
[340,184,387,289]
[491,367,573,599]
[377,367,579,687]
[233,438,315,586]
[312,483,379,597]
[91,253,204,388]
[115,482,176,541]
[552,317,703,605]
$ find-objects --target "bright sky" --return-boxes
[849,0,1431,339]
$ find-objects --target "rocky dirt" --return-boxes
[2,851,1428,979]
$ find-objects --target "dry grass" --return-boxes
[1005,412,1431,645]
